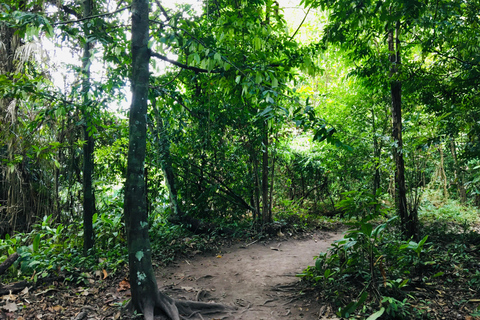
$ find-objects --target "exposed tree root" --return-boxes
[132,289,234,320]
[0,280,27,295]
[0,252,18,275]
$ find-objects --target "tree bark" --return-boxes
[438,145,449,199]
[389,24,416,240]
[251,149,261,224]
[125,0,160,316]
[450,137,466,203]
[372,107,381,198]
[82,0,95,255]
[0,253,18,276]
[261,122,271,225]
[125,2,229,318]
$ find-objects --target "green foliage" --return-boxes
[0,212,127,283]
[298,220,431,318]
[299,189,480,319]
[419,189,480,225]
[0,215,84,281]
[336,189,386,220]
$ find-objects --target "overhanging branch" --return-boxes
[149,50,221,73]
[52,6,131,26]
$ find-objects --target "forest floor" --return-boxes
[152,228,343,320]
[5,223,480,319]
[6,228,343,320]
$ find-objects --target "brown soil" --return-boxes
[155,229,343,319]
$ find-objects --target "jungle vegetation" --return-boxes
[0,0,479,318]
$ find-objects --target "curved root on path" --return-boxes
[136,289,234,320]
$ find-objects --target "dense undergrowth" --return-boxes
[1,186,479,320]
[0,192,338,286]
[298,189,480,319]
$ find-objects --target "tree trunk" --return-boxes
[253,151,261,224]
[150,101,181,218]
[150,100,216,234]
[261,122,271,225]
[438,145,449,199]
[125,0,161,315]
[450,137,466,203]
[125,3,229,318]
[372,107,381,198]
[389,24,416,240]
[82,0,95,255]
[268,135,277,218]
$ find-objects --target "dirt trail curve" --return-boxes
[156,230,343,320]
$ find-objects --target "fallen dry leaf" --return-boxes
[2,301,17,312]
[117,279,130,292]
[102,269,108,279]
[20,287,29,295]
[49,305,63,312]
[1,292,17,301]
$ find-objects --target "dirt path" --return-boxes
[156,230,343,319]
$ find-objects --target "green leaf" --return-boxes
[272,77,278,88]
[324,268,330,278]
[432,271,444,278]
[366,307,385,320]
[32,234,40,253]
[255,72,262,84]
[418,235,428,248]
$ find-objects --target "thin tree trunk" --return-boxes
[1,2,26,232]
[149,100,216,234]
[150,101,181,218]
[450,137,466,203]
[372,108,381,197]
[261,122,270,225]
[389,24,416,240]
[82,0,95,255]
[268,136,277,218]
[251,147,261,225]
[438,145,448,199]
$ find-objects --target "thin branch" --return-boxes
[432,49,478,66]
[188,162,257,213]
[150,19,247,77]
[289,7,311,41]
[52,6,131,26]
[154,0,171,22]
[150,50,220,73]
[60,5,81,20]
[156,69,183,88]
